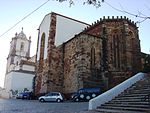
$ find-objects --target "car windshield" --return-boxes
[45,92,61,96]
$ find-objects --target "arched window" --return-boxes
[39,33,45,61]
[20,42,24,51]
[127,31,134,69]
[91,46,95,69]
[128,31,134,48]
[112,30,121,69]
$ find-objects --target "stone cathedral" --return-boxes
[34,12,141,95]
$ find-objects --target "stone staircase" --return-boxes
[96,75,150,113]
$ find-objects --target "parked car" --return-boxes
[71,88,101,102]
[16,92,33,100]
[38,92,64,102]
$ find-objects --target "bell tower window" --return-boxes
[20,42,24,51]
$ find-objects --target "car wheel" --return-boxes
[86,96,90,100]
[80,94,84,98]
[40,98,45,102]
[75,98,79,102]
[92,93,96,98]
[56,99,61,102]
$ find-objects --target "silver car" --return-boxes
[38,92,64,102]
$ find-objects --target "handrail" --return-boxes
[89,72,145,110]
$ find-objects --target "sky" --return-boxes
[0,0,150,88]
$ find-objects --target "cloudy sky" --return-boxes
[0,0,150,87]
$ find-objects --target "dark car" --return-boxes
[71,88,101,102]
[16,92,33,100]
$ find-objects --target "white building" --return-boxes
[4,28,35,98]
[36,12,90,61]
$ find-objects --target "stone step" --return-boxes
[111,99,148,102]
[96,108,145,113]
[123,91,150,95]
[106,101,149,105]
[127,88,150,92]
[133,84,150,87]
[135,79,150,84]
[125,85,150,89]
[96,76,150,113]
[115,96,145,100]
[98,105,150,112]
[130,87,150,91]
[102,103,150,108]
[119,93,148,97]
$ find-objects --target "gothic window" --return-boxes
[127,31,134,68]
[39,33,45,61]
[20,42,24,51]
[90,46,95,69]
[129,31,134,48]
[112,33,120,69]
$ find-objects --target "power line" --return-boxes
[0,0,50,38]
[104,1,150,21]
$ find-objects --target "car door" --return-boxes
[51,92,58,101]
[45,93,53,101]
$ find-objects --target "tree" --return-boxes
[56,0,150,24]
[56,0,104,7]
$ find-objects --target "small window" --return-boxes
[16,61,18,66]
[20,42,24,51]
[52,93,59,96]
[46,93,52,96]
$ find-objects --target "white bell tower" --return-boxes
[6,28,31,73]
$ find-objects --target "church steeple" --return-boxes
[6,28,31,73]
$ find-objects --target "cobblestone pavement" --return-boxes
[0,99,100,113]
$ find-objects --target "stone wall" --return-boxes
[84,17,142,88]
[46,46,64,92]
[63,34,102,93]
[35,16,142,95]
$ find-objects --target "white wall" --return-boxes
[5,71,35,92]
[55,15,89,46]
[37,13,89,61]
[37,14,50,61]
[4,74,12,91]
